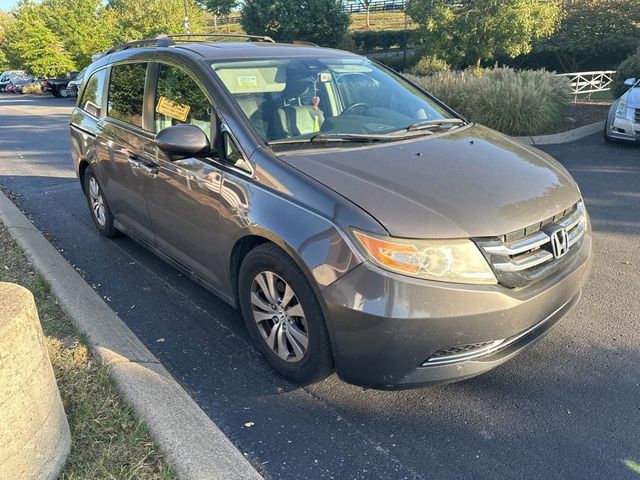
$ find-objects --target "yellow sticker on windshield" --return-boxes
[156,96,191,122]
[237,75,258,87]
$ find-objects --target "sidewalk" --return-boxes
[0,190,263,480]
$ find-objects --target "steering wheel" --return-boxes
[341,103,368,116]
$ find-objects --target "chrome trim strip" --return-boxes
[483,230,550,255]
[423,295,576,366]
[424,340,505,365]
[493,249,554,272]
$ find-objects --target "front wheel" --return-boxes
[238,243,334,385]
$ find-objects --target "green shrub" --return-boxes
[612,48,640,98]
[407,68,571,136]
[376,54,418,72]
[351,30,411,52]
[410,56,449,76]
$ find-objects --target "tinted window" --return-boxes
[108,63,147,128]
[155,64,212,136]
[79,69,107,117]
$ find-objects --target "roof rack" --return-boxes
[103,33,275,56]
[292,40,319,47]
[164,33,276,43]
[104,37,174,55]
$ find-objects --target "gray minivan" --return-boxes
[70,35,592,389]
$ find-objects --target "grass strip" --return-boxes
[0,222,175,480]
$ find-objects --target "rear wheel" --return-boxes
[83,165,118,237]
[238,243,334,385]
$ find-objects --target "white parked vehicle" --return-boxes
[0,70,27,92]
[605,78,640,143]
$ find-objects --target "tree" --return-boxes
[108,0,206,41]
[360,0,373,28]
[6,4,75,76]
[197,0,238,32]
[198,0,237,17]
[0,12,15,70]
[40,0,117,68]
[407,0,562,68]
[538,0,640,72]
[240,0,349,48]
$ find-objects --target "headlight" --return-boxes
[352,230,497,284]
[615,100,628,119]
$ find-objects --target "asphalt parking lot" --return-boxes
[1,94,639,480]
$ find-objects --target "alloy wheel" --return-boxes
[250,271,309,362]
[88,176,106,227]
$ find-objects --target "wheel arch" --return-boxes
[78,159,91,195]
[228,229,321,304]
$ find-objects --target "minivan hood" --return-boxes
[278,124,581,238]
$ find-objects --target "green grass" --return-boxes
[624,459,640,475]
[0,222,175,480]
[574,90,616,102]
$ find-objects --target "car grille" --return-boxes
[475,201,586,288]
[635,109,640,124]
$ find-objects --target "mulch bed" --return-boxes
[558,101,612,133]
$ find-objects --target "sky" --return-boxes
[0,0,18,11]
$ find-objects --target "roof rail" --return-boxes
[101,33,276,57]
[292,40,319,47]
[164,33,276,43]
[104,37,175,55]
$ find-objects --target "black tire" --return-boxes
[604,118,613,143]
[238,243,334,385]
[83,165,119,237]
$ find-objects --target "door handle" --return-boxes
[128,156,159,177]
[138,163,159,177]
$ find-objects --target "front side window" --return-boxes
[155,64,212,137]
[108,63,147,128]
[79,68,107,117]
[210,57,454,145]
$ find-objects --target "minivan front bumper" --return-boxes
[320,232,592,389]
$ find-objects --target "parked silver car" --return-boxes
[605,78,640,143]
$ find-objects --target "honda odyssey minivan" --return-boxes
[70,35,592,389]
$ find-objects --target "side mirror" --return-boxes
[155,124,210,159]
[624,78,637,87]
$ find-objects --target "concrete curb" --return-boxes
[0,191,262,480]
[513,121,605,146]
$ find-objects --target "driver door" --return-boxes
[145,62,227,289]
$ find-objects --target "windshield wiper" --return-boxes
[268,133,398,146]
[309,133,398,143]
[404,118,468,132]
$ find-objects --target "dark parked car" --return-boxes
[66,67,86,97]
[70,35,592,389]
[42,71,78,97]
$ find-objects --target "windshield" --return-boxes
[210,57,457,145]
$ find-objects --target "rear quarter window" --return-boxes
[79,69,107,117]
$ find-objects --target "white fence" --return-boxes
[557,70,616,100]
